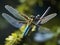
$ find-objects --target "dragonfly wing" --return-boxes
[41,13,57,24]
[34,33,54,42]
[5,5,26,21]
[34,27,54,42]
[2,13,24,28]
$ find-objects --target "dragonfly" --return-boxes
[2,5,57,42]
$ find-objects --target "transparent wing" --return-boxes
[5,5,27,21]
[34,27,54,42]
[34,32,54,42]
[2,13,24,28]
[41,13,57,24]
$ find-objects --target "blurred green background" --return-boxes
[0,0,60,45]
